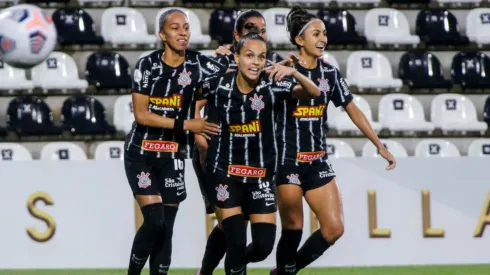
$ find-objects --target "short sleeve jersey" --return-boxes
[125,50,227,159]
[202,71,295,183]
[276,59,354,166]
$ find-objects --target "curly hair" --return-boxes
[286,6,319,48]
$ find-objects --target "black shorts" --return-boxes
[124,149,187,204]
[192,147,214,214]
[276,160,335,193]
[205,172,277,215]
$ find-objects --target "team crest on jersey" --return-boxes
[287,173,301,185]
[249,94,264,111]
[178,70,192,87]
[216,184,229,201]
[137,172,151,189]
[318,78,330,93]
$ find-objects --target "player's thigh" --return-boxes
[276,167,305,229]
[206,173,243,221]
[246,179,277,224]
[124,150,162,207]
[155,158,187,205]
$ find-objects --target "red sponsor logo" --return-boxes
[296,151,325,162]
[142,140,179,152]
[228,165,266,178]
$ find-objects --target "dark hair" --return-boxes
[159,9,187,32]
[234,10,264,33]
[286,6,319,47]
[235,27,266,54]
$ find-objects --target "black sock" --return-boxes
[245,223,276,264]
[295,229,331,271]
[127,203,165,275]
[200,225,227,275]
[149,205,178,275]
[276,229,302,275]
[222,214,247,275]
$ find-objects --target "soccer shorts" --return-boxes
[276,160,336,193]
[192,147,214,214]
[124,149,187,204]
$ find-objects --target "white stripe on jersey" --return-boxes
[308,71,314,152]
[334,69,346,103]
[140,58,158,155]
[271,91,278,175]
[196,55,203,82]
[281,99,286,166]
[226,77,235,178]
[320,64,327,162]
[212,76,225,174]
[157,78,172,158]
[241,95,247,183]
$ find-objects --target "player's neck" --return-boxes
[162,48,185,67]
[236,72,258,94]
[299,50,318,69]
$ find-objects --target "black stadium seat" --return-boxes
[387,0,430,3]
[484,96,490,127]
[398,51,452,89]
[0,127,6,137]
[318,9,367,46]
[52,8,104,46]
[6,96,62,136]
[416,9,469,46]
[61,95,116,135]
[451,52,490,89]
[209,8,238,45]
[85,52,132,89]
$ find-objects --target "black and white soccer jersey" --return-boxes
[276,59,354,166]
[214,49,283,70]
[125,49,227,159]
[202,71,294,183]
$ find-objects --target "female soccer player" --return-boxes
[124,9,226,275]
[199,29,321,275]
[272,6,396,275]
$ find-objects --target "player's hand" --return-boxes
[378,146,396,170]
[263,62,296,82]
[216,44,233,56]
[276,53,306,67]
[185,117,220,139]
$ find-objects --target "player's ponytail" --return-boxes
[286,5,319,48]
[235,25,266,54]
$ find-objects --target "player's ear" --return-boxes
[234,53,239,65]
[233,31,241,43]
[295,35,305,47]
[158,31,167,43]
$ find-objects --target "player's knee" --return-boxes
[281,211,303,230]
[222,214,247,247]
[141,203,166,233]
[320,221,344,243]
[251,223,277,261]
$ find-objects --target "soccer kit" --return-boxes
[124,49,226,204]
[275,59,354,192]
[201,71,295,214]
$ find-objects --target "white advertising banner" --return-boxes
[0,158,489,269]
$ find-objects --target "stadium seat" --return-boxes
[414,139,460,157]
[130,0,175,5]
[0,1,20,6]
[451,51,490,89]
[0,143,32,161]
[263,8,291,47]
[416,9,469,45]
[466,8,490,46]
[40,142,87,161]
[155,8,211,46]
[398,51,452,89]
[138,51,154,60]
[327,95,382,134]
[284,0,328,5]
[364,8,420,46]
[361,140,408,158]
[113,95,134,134]
[336,0,381,6]
[199,50,216,58]
[378,94,435,132]
[467,139,490,157]
[430,94,487,133]
[52,8,104,46]
[484,96,490,127]
[321,52,340,69]
[326,139,356,158]
[78,0,123,5]
[0,60,34,91]
[387,0,430,3]
[6,96,62,136]
[436,0,482,5]
[101,8,157,46]
[209,8,238,45]
[346,51,403,90]
[31,52,88,91]
[85,52,132,89]
[318,9,367,46]
[94,141,124,160]
[61,95,116,135]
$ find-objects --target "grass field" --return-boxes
[1,265,490,275]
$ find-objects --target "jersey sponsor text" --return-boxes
[292,104,326,121]
[142,140,179,152]
[228,120,261,137]
[296,151,326,162]
[228,165,266,178]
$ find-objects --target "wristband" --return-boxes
[174,119,185,135]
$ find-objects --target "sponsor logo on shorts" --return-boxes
[296,151,326,162]
[142,140,178,152]
[292,104,326,121]
[165,173,185,191]
[319,170,335,178]
[287,173,301,185]
[137,172,151,188]
[215,184,229,201]
[252,181,275,203]
[228,165,266,178]
[149,95,182,111]
[229,120,261,137]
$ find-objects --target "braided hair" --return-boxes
[286,6,319,48]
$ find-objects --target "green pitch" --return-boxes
[1,265,490,275]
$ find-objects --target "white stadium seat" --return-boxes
[40,142,87,161]
[285,0,329,5]
[31,52,88,91]
[414,139,460,157]
[327,95,381,134]
[263,8,291,47]
[0,1,20,5]
[336,0,381,6]
[467,139,490,157]
[130,0,175,5]
[101,8,157,45]
[362,139,408,158]
[346,51,402,90]
[94,141,124,160]
[114,95,134,134]
[430,94,487,133]
[326,139,356,158]
[138,50,154,60]
[155,8,211,46]
[466,8,490,45]
[378,94,435,133]
[321,52,340,70]
[364,8,420,46]
[0,143,32,161]
[436,0,482,5]
[0,60,34,91]
[78,0,123,5]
